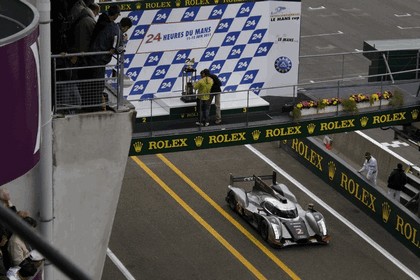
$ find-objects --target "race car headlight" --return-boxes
[317,219,327,236]
[272,224,281,240]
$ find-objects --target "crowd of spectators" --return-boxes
[0,189,44,280]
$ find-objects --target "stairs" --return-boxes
[402,173,420,216]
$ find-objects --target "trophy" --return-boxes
[181,58,197,103]
[185,58,195,70]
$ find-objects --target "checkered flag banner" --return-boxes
[108,0,301,101]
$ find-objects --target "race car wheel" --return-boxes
[228,191,237,212]
[260,220,269,241]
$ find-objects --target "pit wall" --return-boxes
[51,111,135,279]
[326,131,419,183]
[280,137,420,257]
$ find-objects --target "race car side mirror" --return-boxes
[307,203,314,211]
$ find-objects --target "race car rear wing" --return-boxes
[229,171,277,186]
[230,171,283,199]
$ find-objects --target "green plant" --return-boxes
[317,99,327,111]
[369,94,376,106]
[341,98,358,113]
[291,106,302,121]
[388,90,404,107]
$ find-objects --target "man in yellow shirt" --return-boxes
[193,70,213,126]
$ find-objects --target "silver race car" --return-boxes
[225,171,330,248]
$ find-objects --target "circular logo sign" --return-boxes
[274,56,292,73]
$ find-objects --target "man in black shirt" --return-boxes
[387,163,407,202]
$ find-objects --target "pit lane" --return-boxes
[102,143,419,279]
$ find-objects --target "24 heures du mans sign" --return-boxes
[129,106,419,156]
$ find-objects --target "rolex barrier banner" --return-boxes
[280,137,420,257]
[129,106,419,156]
[100,0,301,100]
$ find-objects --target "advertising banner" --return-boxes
[267,1,300,96]
[280,137,419,257]
[109,0,301,100]
[0,29,40,186]
[129,106,419,155]
[137,20,219,53]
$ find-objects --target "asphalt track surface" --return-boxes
[103,144,419,280]
[102,1,420,279]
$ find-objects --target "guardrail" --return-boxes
[132,71,420,136]
[51,51,126,114]
[299,49,420,84]
[51,50,420,134]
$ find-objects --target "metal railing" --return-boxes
[132,73,419,135]
[51,49,420,131]
[51,50,126,114]
[299,49,420,84]
[0,205,91,280]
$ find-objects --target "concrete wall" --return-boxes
[1,109,135,279]
[52,110,135,280]
[325,131,417,186]
[280,137,420,257]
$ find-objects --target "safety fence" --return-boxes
[51,49,420,127]
[299,49,420,84]
[51,51,126,114]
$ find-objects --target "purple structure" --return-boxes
[0,0,40,186]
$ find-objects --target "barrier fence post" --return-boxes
[117,52,125,111]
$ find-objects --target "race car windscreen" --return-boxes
[264,201,298,219]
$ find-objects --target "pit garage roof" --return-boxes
[364,39,420,51]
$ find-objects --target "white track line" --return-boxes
[301,30,343,38]
[245,144,419,280]
[107,248,136,280]
[397,25,420,30]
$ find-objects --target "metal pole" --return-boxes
[380,75,384,107]
[382,52,394,84]
[149,98,153,136]
[117,52,125,111]
[36,0,54,279]
[416,50,419,80]
[246,90,249,126]
[336,80,340,116]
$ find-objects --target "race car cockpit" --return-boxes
[262,197,298,219]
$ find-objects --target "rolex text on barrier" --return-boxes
[280,137,419,257]
[130,106,419,156]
